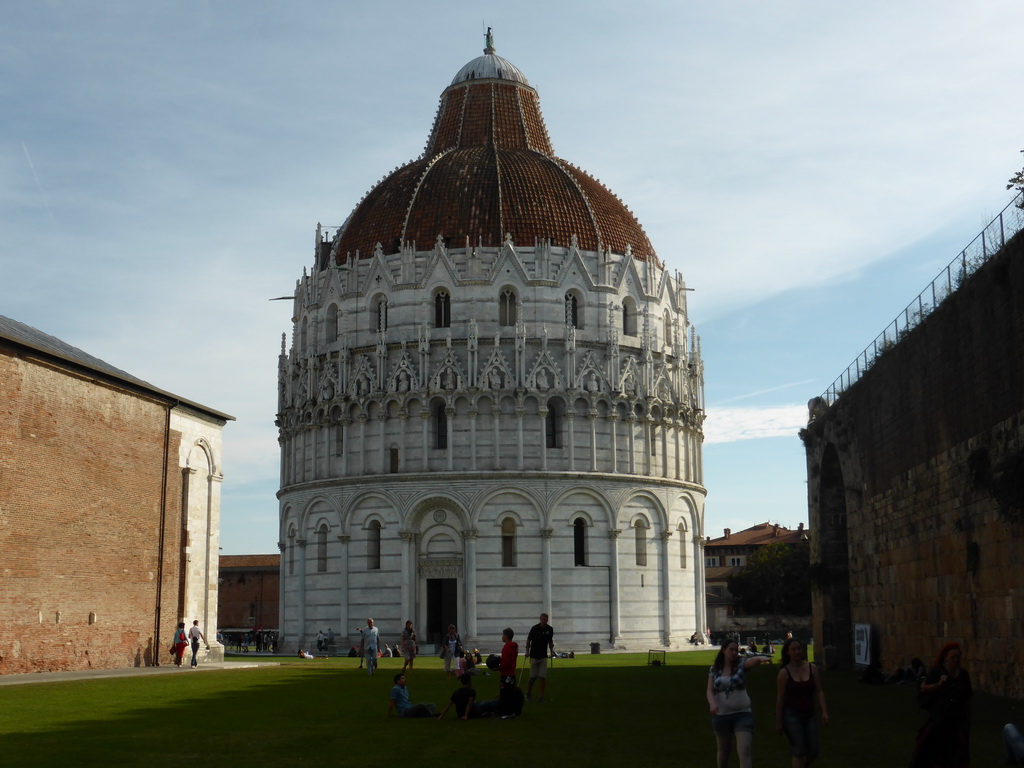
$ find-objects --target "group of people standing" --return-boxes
[707,636,973,768]
[707,636,827,768]
[351,617,428,675]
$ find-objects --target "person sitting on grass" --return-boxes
[387,674,436,718]
[436,674,501,721]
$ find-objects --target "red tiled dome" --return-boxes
[332,44,656,264]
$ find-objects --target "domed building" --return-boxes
[277,34,707,653]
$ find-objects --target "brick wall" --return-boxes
[804,232,1024,698]
[217,562,280,631]
[0,350,187,673]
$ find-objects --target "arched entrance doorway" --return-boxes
[819,443,853,670]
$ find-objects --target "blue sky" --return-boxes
[4,1,1023,553]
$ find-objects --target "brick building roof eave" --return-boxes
[0,315,234,423]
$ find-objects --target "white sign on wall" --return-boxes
[854,623,872,665]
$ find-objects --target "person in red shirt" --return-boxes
[498,627,518,685]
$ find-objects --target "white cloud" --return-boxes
[703,405,808,445]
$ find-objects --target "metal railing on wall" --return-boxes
[820,191,1024,407]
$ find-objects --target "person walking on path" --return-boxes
[170,623,189,668]
[188,620,209,669]
[707,637,772,768]
[400,620,418,673]
[359,618,380,676]
[775,637,828,767]
[525,612,555,702]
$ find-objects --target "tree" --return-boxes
[1007,150,1024,207]
[726,541,811,616]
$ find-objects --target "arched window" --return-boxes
[501,517,517,567]
[573,517,587,566]
[288,529,296,575]
[499,289,517,327]
[367,520,382,570]
[564,292,580,328]
[545,400,561,449]
[664,310,672,347]
[634,519,648,566]
[326,304,339,343]
[435,290,451,328]
[678,523,688,568]
[316,523,328,572]
[650,424,657,457]
[622,298,637,337]
[389,446,399,473]
[376,296,388,332]
[434,403,448,449]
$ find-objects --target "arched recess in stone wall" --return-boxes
[550,487,614,530]
[407,494,470,534]
[818,442,853,671]
[299,495,342,535]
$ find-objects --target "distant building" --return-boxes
[0,315,231,674]
[704,522,809,634]
[218,554,280,632]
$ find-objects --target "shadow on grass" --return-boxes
[1,654,1021,767]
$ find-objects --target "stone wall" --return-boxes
[803,232,1024,698]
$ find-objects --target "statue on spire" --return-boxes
[485,26,494,54]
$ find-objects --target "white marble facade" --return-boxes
[277,42,707,653]
[277,239,707,652]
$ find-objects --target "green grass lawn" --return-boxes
[1,651,1021,767]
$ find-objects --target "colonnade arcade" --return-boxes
[278,487,707,648]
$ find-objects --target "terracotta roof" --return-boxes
[219,554,279,569]
[330,42,656,265]
[705,565,742,581]
[705,522,808,549]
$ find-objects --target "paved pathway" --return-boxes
[0,661,274,687]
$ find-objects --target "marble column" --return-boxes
[608,528,622,646]
[659,529,673,646]
[516,406,525,470]
[400,531,417,623]
[540,528,553,612]
[626,415,636,475]
[588,411,598,471]
[463,529,479,640]
[609,413,619,473]
[337,534,350,635]
[296,538,307,648]
[468,408,478,471]
[539,408,548,471]
[566,409,576,470]
[492,406,502,470]
[445,406,455,471]
[421,411,430,472]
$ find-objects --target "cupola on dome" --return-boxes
[330,34,656,266]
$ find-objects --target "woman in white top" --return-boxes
[706,638,771,768]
